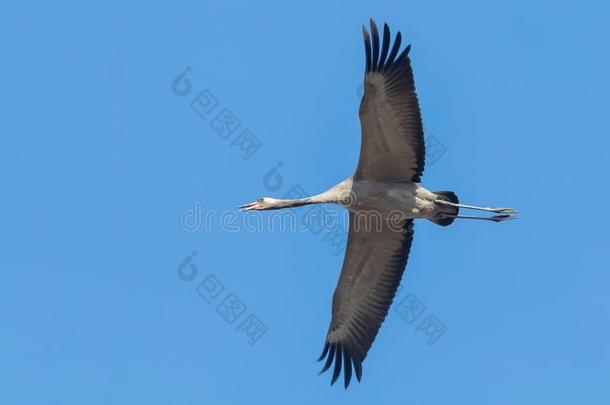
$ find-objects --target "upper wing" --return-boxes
[318,213,415,387]
[356,20,425,183]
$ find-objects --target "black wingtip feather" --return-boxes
[362,21,411,75]
[330,347,343,385]
[378,23,391,70]
[362,26,371,73]
[343,349,353,388]
[354,358,363,382]
[317,342,329,362]
[318,344,335,375]
[386,31,402,69]
[397,44,411,61]
[369,20,380,70]
[318,343,363,388]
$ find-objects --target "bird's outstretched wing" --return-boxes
[318,214,414,387]
[356,20,425,183]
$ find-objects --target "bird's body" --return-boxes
[343,178,439,219]
[252,178,443,220]
[240,19,516,388]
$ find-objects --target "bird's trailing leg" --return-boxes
[435,199,518,214]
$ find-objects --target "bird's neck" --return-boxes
[277,177,354,208]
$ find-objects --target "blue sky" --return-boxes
[2,0,610,404]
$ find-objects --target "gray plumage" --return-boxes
[239,19,517,389]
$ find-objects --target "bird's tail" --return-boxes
[430,191,459,226]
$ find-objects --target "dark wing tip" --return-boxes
[378,23,391,70]
[369,20,380,71]
[362,26,371,73]
[317,343,362,388]
[318,343,336,375]
[343,349,353,388]
[385,31,402,69]
[363,21,411,73]
[330,346,343,385]
[317,342,330,362]
[397,44,412,61]
[362,24,369,40]
[354,358,363,382]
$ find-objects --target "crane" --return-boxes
[240,19,517,388]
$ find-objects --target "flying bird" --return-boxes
[240,19,516,388]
